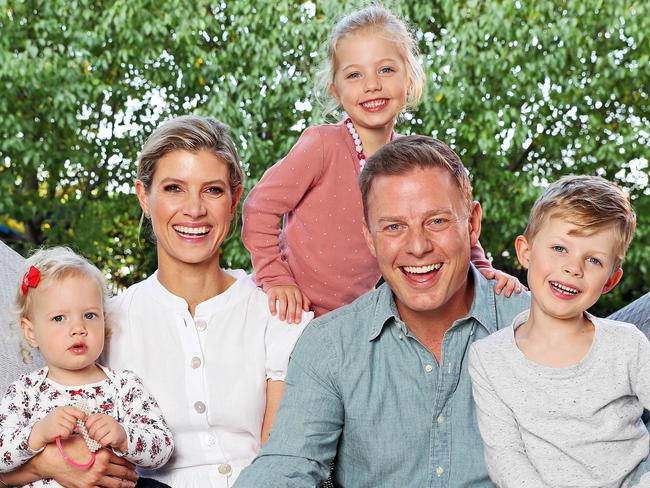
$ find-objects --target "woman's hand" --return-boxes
[86,413,128,453]
[28,406,86,451]
[478,267,527,297]
[267,285,311,324]
[3,436,137,487]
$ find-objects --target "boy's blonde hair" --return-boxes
[15,247,112,354]
[524,175,636,270]
[315,4,424,118]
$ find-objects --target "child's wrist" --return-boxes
[27,424,45,452]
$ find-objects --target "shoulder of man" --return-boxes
[293,285,387,354]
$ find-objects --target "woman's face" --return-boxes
[136,149,242,270]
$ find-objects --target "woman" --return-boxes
[1,116,309,488]
[105,115,310,487]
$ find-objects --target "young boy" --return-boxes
[468,175,650,487]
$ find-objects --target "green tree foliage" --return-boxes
[1,0,648,314]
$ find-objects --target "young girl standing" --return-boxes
[0,247,173,487]
[243,5,521,321]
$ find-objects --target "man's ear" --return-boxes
[602,267,623,294]
[20,318,38,348]
[468,201,482,247]
[514,235,531,269]
[135,179,150,217]
[362,222,377,258]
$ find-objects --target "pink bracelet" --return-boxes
[55,436,96,469]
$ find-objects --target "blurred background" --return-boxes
[1,0,648,315]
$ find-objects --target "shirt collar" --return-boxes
[367,264,498,341]
[465,264,499,334]
[145,268,251,315]
[368,283,399,341]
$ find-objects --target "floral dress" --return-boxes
[0,364,174,487]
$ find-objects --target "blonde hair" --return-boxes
[137,115,244,238]
[15,247,112,361]
[524,175,636,270]
[314,4,424,118]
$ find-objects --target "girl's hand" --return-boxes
[267,285,311,324]
[29,406,86,451]
[479,267,527,297]
[86,413,128,453]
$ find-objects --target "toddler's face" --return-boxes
[515,216,622,322]
[21,273,105,385]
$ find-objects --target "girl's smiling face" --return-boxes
[136,149,242,271]
[330,28,410,136]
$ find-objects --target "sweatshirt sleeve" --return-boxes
[242,126,325,291]
[115,370,174,469]
[468,345,551,487]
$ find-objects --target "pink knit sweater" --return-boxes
[242,123,490,316]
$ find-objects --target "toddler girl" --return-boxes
[0,247,173,487]
[243,5,521,321]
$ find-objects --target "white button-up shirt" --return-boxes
[104,270,309,487]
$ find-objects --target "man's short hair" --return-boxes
[524,175,636,270]
[359,135,473,222]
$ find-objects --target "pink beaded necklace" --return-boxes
[344,117,367,170]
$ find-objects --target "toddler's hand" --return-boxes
[267,285,311,324]
[85,413,128,453]
[29,406,86,451]
[479,267,527,297]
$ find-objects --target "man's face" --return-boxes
[363,166,481,327]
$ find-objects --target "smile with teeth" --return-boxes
[402,264,442,274]
[361,99,387,109]
[550,281,580,295]
[173,225,210,237]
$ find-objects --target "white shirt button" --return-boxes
[218,463,232,475]
[424,364,433,373]
[436,466,444,477]
[437,415,444,424]
[190,356,202,369]
[195,319,207,331]
[194,401,206,414]
[205,434,216,446]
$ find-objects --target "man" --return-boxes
[235,135,530,486]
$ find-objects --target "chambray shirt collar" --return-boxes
[368,283,399,341]
[466,264,499,335]
[367,264,497,341]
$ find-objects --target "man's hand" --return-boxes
[86,413,129,453]
[28,406,86,451]
[267,285,311,324]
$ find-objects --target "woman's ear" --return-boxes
[232,185,244,215]
[135,179,150,217]
[20,318,39,348]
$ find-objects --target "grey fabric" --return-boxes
[0,240,43,394]
[608,292,650,336]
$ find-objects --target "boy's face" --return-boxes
[515,216,623,322]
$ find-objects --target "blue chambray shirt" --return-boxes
[235,266,530,487]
